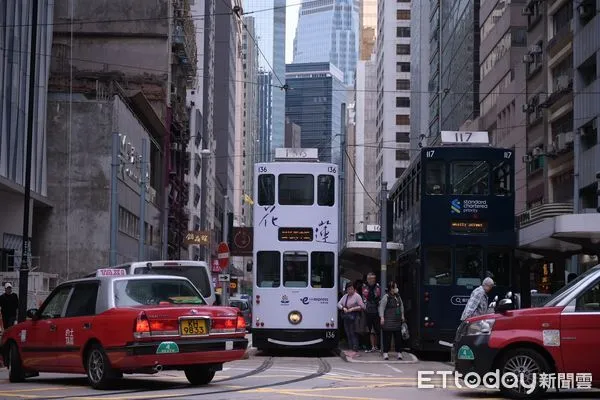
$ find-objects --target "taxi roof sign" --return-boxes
[96,268,127,277]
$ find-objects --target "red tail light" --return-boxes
[212,318,237,333]
[149,320,179,332]
[236,315,246,331]
[134,312,151,339]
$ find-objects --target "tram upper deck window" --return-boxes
[258,174,275,205]
[257,251,280,287]
[425,161,446,194]
[317,175,335,206]
[451,161,489,195]
[493,161,512,196]
[455,246,484,287]
[311,251,335,288]
[283,251,309,288]
[424,247,452,285]
[279,174,314,205]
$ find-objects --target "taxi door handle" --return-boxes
[49,324,57,332]
[83,322,92,330]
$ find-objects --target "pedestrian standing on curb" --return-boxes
[361,272,381,352]
[0,282,19,330]
[379,281,405,360]
[338,282,365,352]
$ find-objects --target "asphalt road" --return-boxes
[1,350,598,399]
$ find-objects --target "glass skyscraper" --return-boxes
[285,63,346,165]
[293,0,359,86]
[243,0,285,159]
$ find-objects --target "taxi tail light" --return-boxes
[212,318,237,333]
[236,315,246,332]
[149,319,179,333]
[134,312,151,339]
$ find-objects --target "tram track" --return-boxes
[50,356,332,399]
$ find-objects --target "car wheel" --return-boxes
[8,343,26,383]
[499,348,550,398]
[184,366,216,385]
[85,344,119,389]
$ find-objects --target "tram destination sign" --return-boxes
[278,227,314,241]
[450,220,488,233]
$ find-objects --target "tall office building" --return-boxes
[293,0,360,85]
[410,0,430,156]
[375,0,413,201]
[257,72,272,163]
[243,0,286,159]
[285,62,346,164]
[429,0,481,140]
[360,0,377,60]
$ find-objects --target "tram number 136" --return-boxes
[326,331,336,339]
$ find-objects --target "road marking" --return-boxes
[332,367,386,376]
[249,388,386,400]
[385,364,403,373]
[0,387,69,393]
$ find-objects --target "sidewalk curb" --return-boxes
[334,348,419,364]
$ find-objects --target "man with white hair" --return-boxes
[460,277,494,321]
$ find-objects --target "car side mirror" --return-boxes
[26,308,39,320]
[505,291,513,299]
[488,301,497,309]
[496,299,513,313]
[493,295,499,302]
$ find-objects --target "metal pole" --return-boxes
[380,181,388,351]
[222,194,229,307]
[571,128,581,274]
[139,138,148,260]
[437,0,443,139]
[110,132,119,266]
[18,0,38,322]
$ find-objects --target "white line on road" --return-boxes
[333,367,390,377]
[385,364,403,374]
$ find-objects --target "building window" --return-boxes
[396,132,410,143]
[552,2,573,36]
[118,206,140,238]
[396,62,410,73]
[396,115,410,125]
[395,167,406,178]
[396,79,410,90]
[396,10,410,19]
[396,27,410,37]
[396,97,410,108]
[396,150,409,160]
[396,44,410,55]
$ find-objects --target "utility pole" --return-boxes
[380,181,388,351]
[110,132,119,266]
[571,128,581,274]
[138,138,148,260]
[222,194,229,307]
[18,0,38,322]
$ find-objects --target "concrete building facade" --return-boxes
[360,0,377,60]
[410,0,430,156]
[284,117,301,148]
[0,0,55,271]
[375,0,412,204]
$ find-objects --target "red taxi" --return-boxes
[1,269,248,389]
[453,264,600,398]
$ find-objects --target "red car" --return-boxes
[453,264,600,398]
[1,270,248,389]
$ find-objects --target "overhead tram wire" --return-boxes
[225,1,288,91]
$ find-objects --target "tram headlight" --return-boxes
[466,319,495,336]
[288,310,302,325]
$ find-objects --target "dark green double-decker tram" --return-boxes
[391,132,516,352]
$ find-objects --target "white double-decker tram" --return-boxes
[251,148,339,351]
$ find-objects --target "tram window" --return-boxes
[283,251,309,288]
[493,161,512,196]
[424,247,452,285]
[258,174,275,205]
[425,162,446,194]
[317,175,335,206]
[451,161,489,195]
[257,251,280,287]
[311,252,335,288]
[486,249,510,287]
[455,247,484,287]
[279,174,314,205]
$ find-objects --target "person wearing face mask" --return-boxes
[378,281,405,360]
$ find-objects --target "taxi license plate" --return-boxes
[180,319,208,336]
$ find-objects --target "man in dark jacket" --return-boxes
[0,282,19,329]
[361,273,381,352]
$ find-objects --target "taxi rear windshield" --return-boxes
[114,279,207,307]
[134,265,211,299]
